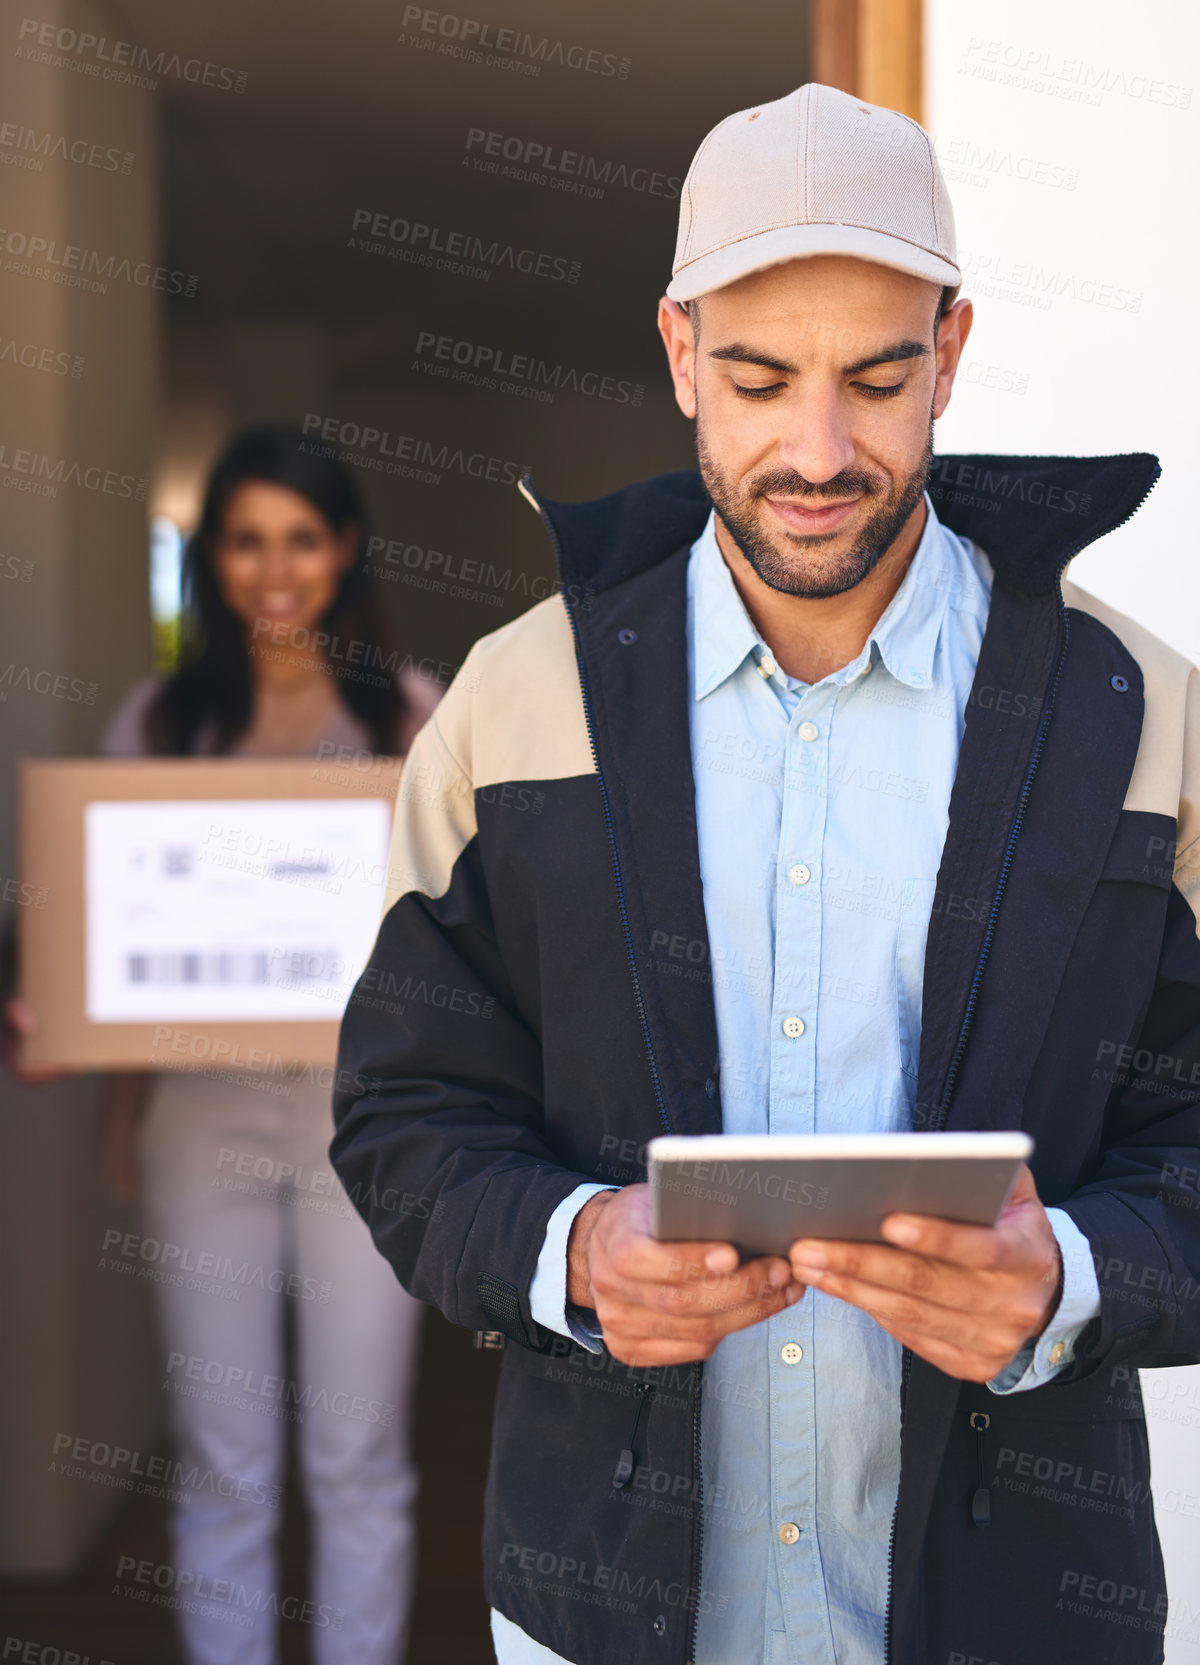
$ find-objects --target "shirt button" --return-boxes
[780,1341,804,1365]
[787,862,811,886]
[779,1522,801,1545]
[782,1015,806,1039]
[759,655,777,678]
[798,720,819,741]
[1049,1341,1066,1365]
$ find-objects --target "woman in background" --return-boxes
[17,425,437,1664]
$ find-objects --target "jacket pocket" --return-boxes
[896,876,937,1079]
[1096,808,1176,891]
[922,1398,1165,1664]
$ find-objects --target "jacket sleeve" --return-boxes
[329,642,600,1350]
[1055,825,1200,1382]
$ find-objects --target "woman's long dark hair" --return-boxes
[144,424,405,756]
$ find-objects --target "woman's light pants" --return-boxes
[138,1069,423,1665]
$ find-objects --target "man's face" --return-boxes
[659,256,971,598]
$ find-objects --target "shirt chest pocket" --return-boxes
[895,876,937,1079]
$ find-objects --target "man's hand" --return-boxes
[786,1163,1063,1383]
[567,1183,804,1368]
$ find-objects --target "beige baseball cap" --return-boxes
[666,82,960,303]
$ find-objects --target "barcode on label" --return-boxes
[125,949,342,986]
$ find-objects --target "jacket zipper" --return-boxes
[524,479,704,1661]
[931,615,1073,1139]
[881,462,1159,1663]
[883,569,1070,1663]
[686,1359,704,1665]
[969,1412,991,1527]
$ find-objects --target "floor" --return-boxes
[0,1308,504,1664]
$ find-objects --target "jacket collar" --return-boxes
[519,452,1160,599]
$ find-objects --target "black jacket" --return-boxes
[331,454,1200,1665]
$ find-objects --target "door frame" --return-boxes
[811,0,922,122]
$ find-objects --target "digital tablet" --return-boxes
[648,1131,1034,1257]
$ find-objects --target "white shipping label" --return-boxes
[85,798,392,1022]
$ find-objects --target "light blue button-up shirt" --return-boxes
[492,498,1101,1665]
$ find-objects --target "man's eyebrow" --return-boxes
[843,341,930,375]
[707,344,797,373]
[706,340,931,376]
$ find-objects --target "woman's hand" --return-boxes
[2,998,69,1084]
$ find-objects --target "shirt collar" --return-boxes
[689,493,954,703]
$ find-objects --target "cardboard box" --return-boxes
[18,755,403,1071]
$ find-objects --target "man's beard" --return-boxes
[695,411,934,599]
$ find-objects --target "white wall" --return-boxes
[926,0,1200,657]
[926,4,1200,1658]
